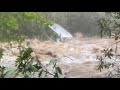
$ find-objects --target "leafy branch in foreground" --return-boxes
[96,40,120,77]
[96,12,120,78]
[0,66,9,78]
[0,38,63,78]
[14,47,63,78]
[0,47,8,78]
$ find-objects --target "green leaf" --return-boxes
[30,65,38,72]
[55,67,62,75]
[25,60,34,69]
[24,74,29,78]
[38,70,43,77]
[33,64,42,70]
[54,72,58,78]
[48,60,53,65]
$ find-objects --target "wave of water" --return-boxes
[0,38,117,78]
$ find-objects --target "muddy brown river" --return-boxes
[0,38,119,78]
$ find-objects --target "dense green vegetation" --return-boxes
[0,12,54,42]
[1,12,120,78]
[97,12,120,77]
[0,12,63,78]
[0,12,101,42]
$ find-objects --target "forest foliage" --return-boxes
[97,12,120,77]
[0,12,63,78]
[0,12,119,78]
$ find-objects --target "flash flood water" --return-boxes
[0,36,118,78]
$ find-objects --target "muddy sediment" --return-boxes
[0,37,118,78]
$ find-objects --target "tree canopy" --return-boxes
[0,12,54,42]
[98,12,120,39]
